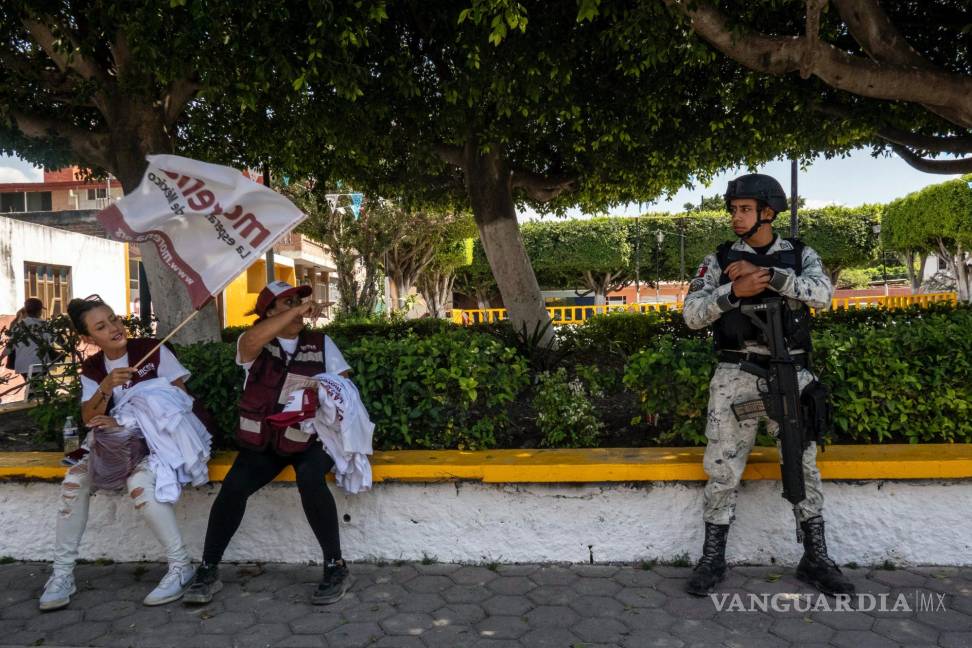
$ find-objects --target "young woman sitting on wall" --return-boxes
[39,295,211,611]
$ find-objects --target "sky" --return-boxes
[1,147,959,219]
[521,148,961,221]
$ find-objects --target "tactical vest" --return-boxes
[713,239,812,352]
[82,337,217,435]
[236,329,326,455]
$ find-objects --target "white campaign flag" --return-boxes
[97,155,305,309]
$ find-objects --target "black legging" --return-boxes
[202,444,341,564]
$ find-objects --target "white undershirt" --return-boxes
[80,345,191,403]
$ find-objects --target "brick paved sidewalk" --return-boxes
[0,561,969,647]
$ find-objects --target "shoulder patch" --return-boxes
[688,277,706,293]
[696,263,708,278]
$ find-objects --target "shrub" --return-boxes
[559,309,707,356]
[622,305,972,446]
[533,368,603,448]
[814,308,972,443]
[176,341,244,449]
[836,268,872,289]
[344,329,529,450]
[623,337,716,445]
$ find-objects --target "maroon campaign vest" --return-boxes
[236,329,325,455]
[82,338,164,411]
[82,337,216,435]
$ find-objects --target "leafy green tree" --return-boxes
[417,218,478,317]
[883,176,972,300]
[771,206,879,285]
[383,207,475,314]
[662,0,972,175]
[454,240,497,311]
[284,181,397,318]
[301,0,859,341]
[0,1,382,342]
[523,218,631,305]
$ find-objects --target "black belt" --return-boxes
[718,350,808,371]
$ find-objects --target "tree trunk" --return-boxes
[419,270,455,318]
[110,110,220,344]
[916,253,928,291]
[827,267,841,288]
[955,245,971,302]
[463,143,553,344]
[391,273,413,311]
[474,288,491,312]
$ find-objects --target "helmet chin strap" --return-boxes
[739,202,774,242]
[739,217,770,242]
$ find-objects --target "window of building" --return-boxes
[24,262,72,316]
[0,192,26,213]
[608,296,627,305]
[86,187,108,201]
[26,192,52,212]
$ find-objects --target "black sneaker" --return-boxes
[312,559,350,605]
[182,562,222,605]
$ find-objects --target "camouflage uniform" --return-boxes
[683,236,834,526]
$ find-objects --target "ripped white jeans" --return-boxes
[53,456,191,575]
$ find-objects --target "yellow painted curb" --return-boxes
[1,444,970,483]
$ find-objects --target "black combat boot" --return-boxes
[796,516,856,596]
[686,523,730,597]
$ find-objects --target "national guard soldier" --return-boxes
[682,173,855,597]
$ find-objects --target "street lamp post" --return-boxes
[655,230,665,301]
[873,223,889,297]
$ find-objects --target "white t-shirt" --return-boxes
[80,345,191,403]
[236,334,350,385]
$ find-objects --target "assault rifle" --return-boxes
[738,299,807,543]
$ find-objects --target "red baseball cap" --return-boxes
[252,280,312,319]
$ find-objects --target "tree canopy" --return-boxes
[661,0,972,174]
[288,0,862,338]
[883,176,972,299]
[0,0,382,342]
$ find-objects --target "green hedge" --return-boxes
[622,305,972,445]
[22,303,972,450]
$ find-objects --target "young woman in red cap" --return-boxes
[184,280,353,606]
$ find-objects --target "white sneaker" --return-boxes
[143,564,195,606]
[39,572,76,611]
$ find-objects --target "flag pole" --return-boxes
[132,308,202,370]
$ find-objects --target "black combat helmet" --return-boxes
[724,173,788,214]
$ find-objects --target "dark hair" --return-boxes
[67,296,110,335]
[23,298,44,317]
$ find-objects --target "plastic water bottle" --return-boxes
[63,416,79,455]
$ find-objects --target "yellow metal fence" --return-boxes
[451,292,958,326]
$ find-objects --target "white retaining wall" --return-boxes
[0,479,969,566]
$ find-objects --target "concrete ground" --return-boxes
[0,561,969,647]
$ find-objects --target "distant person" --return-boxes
[3,298,53,383]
